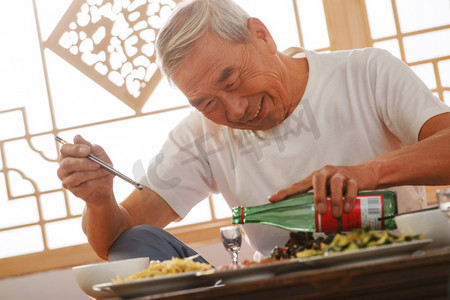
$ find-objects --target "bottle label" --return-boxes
[315,194,384,232]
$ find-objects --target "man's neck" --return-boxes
[280,47,310,116]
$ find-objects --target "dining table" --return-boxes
[121,246,450,300]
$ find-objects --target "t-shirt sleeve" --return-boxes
[368,48,450,145]
[140,111,219,218]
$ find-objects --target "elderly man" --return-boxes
[57,0,450,263]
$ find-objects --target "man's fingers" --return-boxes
[73,134,92,147]
[61,156,100,171]
[73,135,110,163]
[268,190,288,202]
[61,172,113,199]
[57,156,101,180]
[268,177,312,202]
[330,173,345,218]
[312,169,330,214]
[59,135,92,160]
[344,178,358,213]
[60,144,90,158]
[61,168,112,189]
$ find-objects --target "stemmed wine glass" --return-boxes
[220,225,242,268]
[436,188,450,221]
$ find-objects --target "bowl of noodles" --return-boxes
[72,257,149,299]
[90,257,214,298]
[111,256,213,283]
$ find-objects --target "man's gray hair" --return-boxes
[156,0,250,82]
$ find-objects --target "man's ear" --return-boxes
[247,17,277,54]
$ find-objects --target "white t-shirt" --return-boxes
[143,48,450,255]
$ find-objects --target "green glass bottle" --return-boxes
[232,190,398,233]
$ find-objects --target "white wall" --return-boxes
[0,240,255,300]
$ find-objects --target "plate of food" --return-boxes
[269,227,431,268]
[93,257,218,299]
[211,228,431,284]
[297,238,431,267]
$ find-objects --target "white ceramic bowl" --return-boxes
[72,257,149,299]
[395,208,450,250]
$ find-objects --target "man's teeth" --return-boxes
[251,103,262,120]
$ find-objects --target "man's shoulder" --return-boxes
[308,47,389,60]
[312,48,398,74]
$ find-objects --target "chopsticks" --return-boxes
[377,205,439,221]
[55,136,143,190]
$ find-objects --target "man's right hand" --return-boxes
[56,134,182,259]
[57,134,115,206]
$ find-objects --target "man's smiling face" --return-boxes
[172,19,297,131]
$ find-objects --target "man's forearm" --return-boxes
[371,127,450,188]
[82,198,132,260]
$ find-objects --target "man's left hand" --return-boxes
[268,164,379,218]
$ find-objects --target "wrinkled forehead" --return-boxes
[172,34,235,90]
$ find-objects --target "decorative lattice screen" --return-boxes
[46,0,180,112]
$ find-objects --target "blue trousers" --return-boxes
[108,225,210,265]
